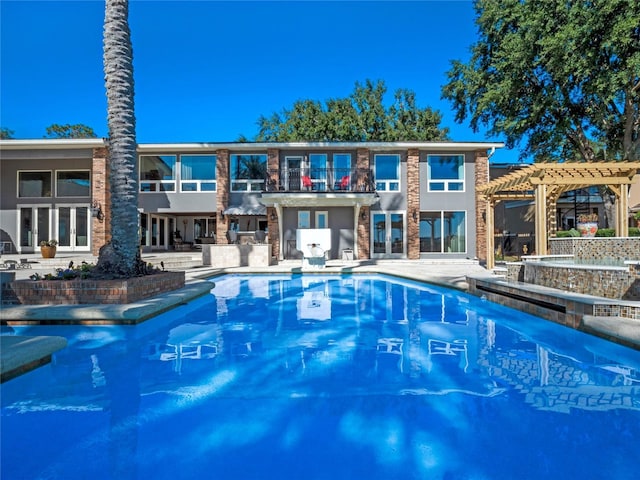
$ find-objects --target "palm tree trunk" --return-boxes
[99,0,141,276]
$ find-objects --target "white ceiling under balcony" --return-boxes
[260,192,379,208]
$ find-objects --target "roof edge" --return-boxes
[136,141,505,152]
[0,138,107,150]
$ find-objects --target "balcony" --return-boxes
[264,168,375,193]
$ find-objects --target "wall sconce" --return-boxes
[412,209,418,222]
[270,211,276,221]
[219,210,225,222]
[361,209,367,220]
[482,212,487,222]
[91,200,104,222]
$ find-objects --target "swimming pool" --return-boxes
[2,273,639,479]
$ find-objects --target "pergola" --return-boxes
[479,161,640,270]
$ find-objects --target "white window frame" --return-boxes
[230,153,267,192]
[315,211,328,229]
[179,154,217,193]
[418,210,467,253]
[427,154,465,192]
[139,154,177,193]
[298,211,310,229]
[374,154,400,192]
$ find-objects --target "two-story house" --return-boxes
[0,139,503,262]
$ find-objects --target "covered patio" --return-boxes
[479,161,640,269]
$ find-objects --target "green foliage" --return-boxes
[555,229,581,237]
[595,228,616,237]
[0,127,14,139]
[442,0,640,161]
[30,261,95,281]
[255,79,449,142]
[39,239,58,247]
[45,123,97,139]
[630,227,640,237]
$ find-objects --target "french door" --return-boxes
[18,205,51,253]
[371,211,406,258]
[18,205,91,253]
[56,205,90,251]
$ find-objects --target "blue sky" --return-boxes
[1,0,519,163]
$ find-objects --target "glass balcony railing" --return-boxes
[264,168,375,193]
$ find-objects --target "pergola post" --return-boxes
[535,183,548,256]
[617,183,629,237]
[486,198,495,270]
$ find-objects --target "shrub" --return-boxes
[595,228,616,237]
[555,229,581,237]
[39,239,58,247]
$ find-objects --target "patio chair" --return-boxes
[302,175,313,190]
[335,175,350,191]
[227,230,238,244]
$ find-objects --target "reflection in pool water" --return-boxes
[2,274,640,479]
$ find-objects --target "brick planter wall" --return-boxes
[3,271,185,305]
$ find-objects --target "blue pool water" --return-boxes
[2,273,640,479]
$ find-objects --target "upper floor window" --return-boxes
[332,153,352,190]
[230,154,267,191]
[140,155,176,192]
[309,154,328,190]
[180,154,217,192]
[427,154,464,191]
[18,171,52,197]
[375,154,400,191]
[56,170,90,197]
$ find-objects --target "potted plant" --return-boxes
[39,239,58,258]
[634,211,640,227]
[576,213,599,237]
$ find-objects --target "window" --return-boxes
[315,211,328,228]
[18,171,52,197]
[374,154,400,191]
[309,154,327,190]
[332,153,351,190]
[298,211,310,229]
[419,211,466,253]
[180,155,216,192]
[140,155,176,192]
[230,154,267,191]
[56,171,90,197]
[427,154,464,191]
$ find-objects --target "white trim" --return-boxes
[135,141,504,152]
[0,138,106,149]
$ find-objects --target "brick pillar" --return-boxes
[267,148,280,259]
[356,148,370,259]
[406,149,420,259]
[475,150,489,263]
[91,147,110,255]
[216,149,230,244]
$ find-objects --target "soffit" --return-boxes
[260,192,379,208]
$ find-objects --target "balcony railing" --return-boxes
[264,168,375,193]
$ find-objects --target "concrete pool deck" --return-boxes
[2,252,638,381]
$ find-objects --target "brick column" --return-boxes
[356,148,370,259]
[91,147,110,255]
[475,150,489,263]
[406,149,420,259]
[216,149,230,244]
[267,148,280,259]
